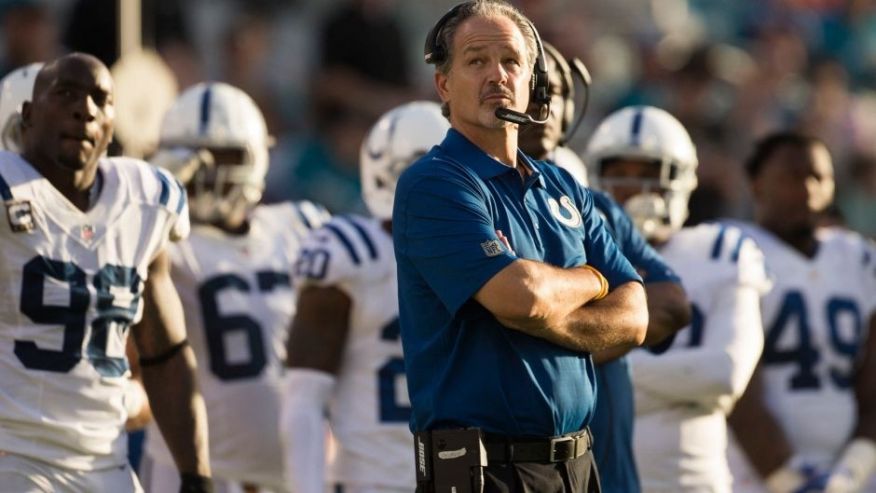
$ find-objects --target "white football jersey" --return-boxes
[294,214,413,490]
[727,224,876,484]
[144,201,329,487]
[0,151,188,471]
[629,223,771,492]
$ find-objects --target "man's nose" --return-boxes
[72,95,97,122]
[487,59,509,85]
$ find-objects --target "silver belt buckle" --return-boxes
[549,436,576,462]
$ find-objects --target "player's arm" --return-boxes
[822,310,876,492]
[281,285,350,493]
[629,280,764,409]
[728,366,806,492]
[123,339,152,431]
[642,281,691,346]
[132,249,211,480]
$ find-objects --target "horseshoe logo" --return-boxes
[548,195,582,228]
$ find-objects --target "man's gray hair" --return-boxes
[433,0,538,76]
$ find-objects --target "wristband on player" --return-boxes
[825,438,876,493]
[139,339,189,367]
[765,459,808,493]
[179,473,213,493]
[581,264,609,301]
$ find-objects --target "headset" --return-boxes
[423,1,551,125]
[542,42,592,145]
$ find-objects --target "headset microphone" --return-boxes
[495,106,551,125]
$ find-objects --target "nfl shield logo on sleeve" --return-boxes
[480,239,505,257]
[6,199,34,233]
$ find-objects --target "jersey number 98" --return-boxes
[16,255,140,377]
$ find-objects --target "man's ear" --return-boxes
[20,101,31,129]
[435,71,450,107]
[750,176,764,201]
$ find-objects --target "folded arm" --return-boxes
[475,259,647,352]
[132,249,210,477]
[631,283,763,411]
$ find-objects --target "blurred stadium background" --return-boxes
[4,0,875,237]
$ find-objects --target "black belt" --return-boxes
[483,428,593,463]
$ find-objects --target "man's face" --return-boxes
[600,158,662,206]
[23,56,114,172]
[436,15,532,132]
[519,55,566,159]
[752,142,835,234]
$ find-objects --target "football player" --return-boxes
[280,101,449,493]
[142,82,329,493]
[586,105,771,493]
[0,53,211,492]
[0,64,153,437]
[727,132,876,493]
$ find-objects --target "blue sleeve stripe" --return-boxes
[863,248,871,267]
[0,171,13,200]
[730,234,747,263]
[293,203,315,230]
[324,223,361,265]
[710,224,727,260]
[174,179,187,214]
[154,169,171,206]
[345,216,378,260]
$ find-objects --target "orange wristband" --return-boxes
[581,265,609,301]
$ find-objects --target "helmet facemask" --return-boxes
[182,145,264,229]
[599,156,696,243]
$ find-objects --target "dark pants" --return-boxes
[481,451,601,493]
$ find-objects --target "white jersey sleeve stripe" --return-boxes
[343,216,378,261]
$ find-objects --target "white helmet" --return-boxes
[360,101,449,220]
[585,105,698,240]
[153,82,270,226]
[0,62,43,152]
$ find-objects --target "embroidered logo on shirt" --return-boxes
[80,224,95,241]
[6,199,34,233]
[480,239,505,257]
[548,195,582,228]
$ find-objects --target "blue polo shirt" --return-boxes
[393,129,641,437]
[589,190,681,493]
